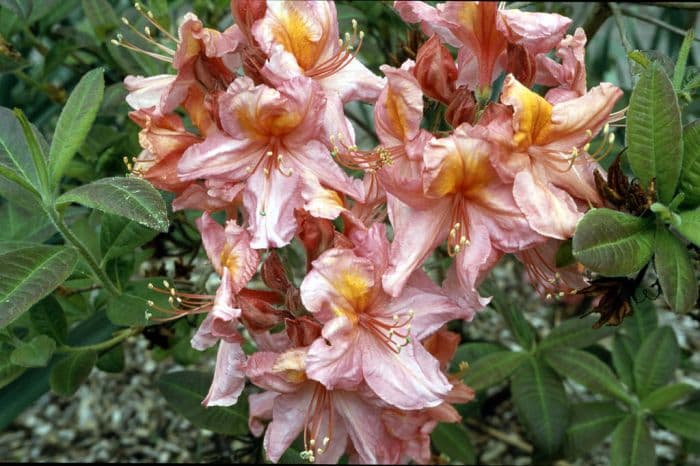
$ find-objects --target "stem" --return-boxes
[610,3,635,54]
[619,6,700,42]
[582,3,613,42]
[638,2,700,9]
[465,419,534,454]
[47,207,121,297]
[59,327,140,353]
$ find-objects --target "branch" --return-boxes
[609,3,634,54]
[619,6,700,42]
[465,419,533,454]
[582,3,613,43]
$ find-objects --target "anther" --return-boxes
[147,300,155,307]
[323,437,330,446]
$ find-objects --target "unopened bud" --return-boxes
[413,35,457,104]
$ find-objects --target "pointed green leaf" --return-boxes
[626,62,683,203]
[612,334,636,390]
[0,351,24,389]
[626,298,658,347]
[677,207,700,246]
[56,177,169,232]
[540,315,616,352]
[158,370,249,436]
[0,107,42,196]
[511,358,569,457]
[0,243,78,328]
[99,213,158,264]
[481,279,535,349]
[29,296,67,343]
[566,401,626,456]
[10,335,56,367]
[81,0,119,41]
[679,122,700,207]
[462,351,529,391]
[672,29,695,91]
[634,327,680,398]
[451,342,505,372]
[654,227,697,313]
[49,69,104,186]
[13,109,49,196]
[573,209,655,276]
[610,414,656,466]
[431,422,476,464]
[106,277,172,327]
[0,0,32,18]
[96,344,124,373]
[49,349,96,396]
[0,203,58,243]
[545,348,634,404]
[654,409,700,441]
[641,383,695,412]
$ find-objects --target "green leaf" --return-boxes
[555,239,575,268]
[641,383,695,413]
[99,213,158,264]
[158,370,249,436]
[626,298,658,347]
[572,208,655,276]
[29,296,67,343]
[0,243,78,328]
[612,334,636,391]
[540,315,616,352]
[481,279,535,349]
[96,344,124,373]
[451,342,505,372]
[81,0,119,40]
[462,351,529,392]
[654,409,700,441]
[49,68,104,187]
[431,422,476,464]
[545,348,634,404]
[0,351,24,389]
[0,0,32,18]
[511,358,569,457]
[654,227,697,313]
[10,335,56,367]
[634,326,680,398]
[13,109,49,196]
[56,177,169,232]
[49,349,96,396]
[680,122,700,207]
[626,62,683,203]
[677,207,700,246]
[0,107,42,197]
[106,278,172,327]
[673,30,695,91]
[0,202,56,243]
[566,401,626,457]
[610,414,656,466]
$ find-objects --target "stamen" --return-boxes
[306,19,365,80]
[144,281,215,322]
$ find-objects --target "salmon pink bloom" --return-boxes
[383,124,543,297]
[178,75,364,248]
[246,349,401,464]
[536,27,588,103]
[393,1,571,91]
[488,75,623,239]
[252,0,384,103]
[299,224,470,410]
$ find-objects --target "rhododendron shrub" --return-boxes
[1,1,699,465]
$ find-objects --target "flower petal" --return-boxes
[202,341,246,407]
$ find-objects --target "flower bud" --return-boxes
[445,86,477,127]
[413,35,457,104]
[286,317,322,347]
[239,296,284,333]
[261,251,291,294]
[294,209,336,269]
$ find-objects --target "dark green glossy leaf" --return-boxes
[49,68,104,186]
[0,0,32,18]
[566,401,626,456]
[105,277,172,327]
[626,62,683,203]
[49,349,96,396]
[540,315,616,352]
[29,295,67,343]
[654,409,700,441]
[56,177,169,232]
[610,414,656,466]
[451,342,505,372]
[612,334,636,391]
[10,335,56,367]
[634,327,680,398]
[572,209,655,276]
[654,227,697,313]
[96,344,124,373]
[431,422,476,464]
[0,243,78,328]
[511,358,569,457]
[677,207,700,247]
[99,213,158,264]
[462,351,529,392]
[680,121,700,206]
[158,370,249,436]
[641,383,695,412]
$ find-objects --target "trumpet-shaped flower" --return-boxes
[178,76,363,248]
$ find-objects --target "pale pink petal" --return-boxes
[124,74,176,111]
[301,174,348,220]
[246,351,301,394]
[291,140,365,201]
[318,56,385,103]
[306,316,364,391]
[375,64,424,146]
[249,391,278,437]
[497,10,572,55]
[393,1,460,47]
[360,330,452,410]
[222,219,260,292]
[263,385,313,463]
[202,341,246,407]
[454,222,501,294]
[177,130,265,181]
[196,211,227,272]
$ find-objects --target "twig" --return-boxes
[620,6,700,42]
[582,3,613,43]
[465,419,534,454]
[637,2,700,9]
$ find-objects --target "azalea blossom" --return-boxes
[178,75,364,248]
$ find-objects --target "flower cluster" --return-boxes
[121,1,622,463]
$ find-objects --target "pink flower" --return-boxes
[246,349,401,464]
[383,124,542,297]
[178,76,363,248]
[299,224,469,410]
[252,0,384,103]
[394,1,571,91]
[486,74,623,239]
[536,27,588,103]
